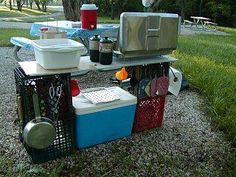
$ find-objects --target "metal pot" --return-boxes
[23,93,56,149]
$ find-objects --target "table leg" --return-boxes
[200,20,205,30]
[192,19,198,29]
[13,46,22,61]
[78,37,89,56]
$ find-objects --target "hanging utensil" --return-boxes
[138,65,151,98]
[129,66,138,87]
[168,66,182,96]
[23,92,56,149]
[150,64,169,97]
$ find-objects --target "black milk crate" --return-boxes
[14,67,75,164]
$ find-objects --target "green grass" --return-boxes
[172,27,236,146]
[0,6,50,18]
[22,15,66,23]
[171,27,236,175]
[98,16,119,24]
[0,28,37,47]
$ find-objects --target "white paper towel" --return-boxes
[168,67,182,96]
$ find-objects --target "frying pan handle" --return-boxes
[16,94,23,121]
[32,93,41,118]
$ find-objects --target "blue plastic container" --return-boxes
[73,87,137,149]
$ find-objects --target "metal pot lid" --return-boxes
[23,121,56,149]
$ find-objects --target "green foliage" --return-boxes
[158,0,236,27]
[93,0,143,18]
[206,0,231,24]
[0,6,50,18]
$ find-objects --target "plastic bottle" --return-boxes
[89,35,100,62]
[99,37,113,65]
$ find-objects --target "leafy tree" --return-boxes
[149,0,164,12]
[40,0,49,11]
[16,0,24,11]
[9,0,12,10]
[34,0,41,10]
[62,0,82,21]
[33,0,52,12]
[59,0,235,26]
[206,0,231,24]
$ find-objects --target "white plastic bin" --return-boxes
[31,39,87,69]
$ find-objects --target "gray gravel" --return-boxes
[180,25,229,36]
[0,47,233,176]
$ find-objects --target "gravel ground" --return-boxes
[180,25,229,36]
[0,47,233,176]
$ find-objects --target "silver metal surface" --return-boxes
[23,118,56,149]
[23,93,56,149]
[119,12,179,58]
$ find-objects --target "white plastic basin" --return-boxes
[31,38,87,69]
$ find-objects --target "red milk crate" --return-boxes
[133,95,166,133]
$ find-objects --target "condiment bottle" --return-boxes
[99,37,113,65]
[89,34,100,62]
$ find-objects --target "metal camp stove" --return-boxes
[114,12,179,59]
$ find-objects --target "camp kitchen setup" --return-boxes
[13,3,181,163]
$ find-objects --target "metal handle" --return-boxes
[16,94,23,121]
[147,28,160,37]
[32,93,41,118]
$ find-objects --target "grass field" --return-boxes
[0,6,50,18]
[0,28,36,46]
[172,27,236,173]
[172,27,236,147]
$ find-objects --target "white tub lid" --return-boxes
[31,38,87,54]
[73,86,137,115]
[80,4,98,10]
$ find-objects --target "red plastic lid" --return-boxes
[70,80,80,97]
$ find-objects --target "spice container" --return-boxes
[99,37,113,65]
[89,35,100,62]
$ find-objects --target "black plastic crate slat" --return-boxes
[14,67,75,164]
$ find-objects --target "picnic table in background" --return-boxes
[190,16,211,29]
[11,21,119,61]
[30,21,119,39]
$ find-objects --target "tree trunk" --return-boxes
[9,0,12,10]
[62,0,80,21]
[180,0,185,21]
[41,2,47,12]
[34,0,41,10]
[16,0,22,11]
[111,0,114,20]
[151,0,163,12]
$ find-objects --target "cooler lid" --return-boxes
[80,4,98,10]
[73,86,137,115]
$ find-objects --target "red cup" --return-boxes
[70,79,80,97]
[80,4,98,30]
[40,27,49,32]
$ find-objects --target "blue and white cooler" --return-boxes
[72,86,137,149]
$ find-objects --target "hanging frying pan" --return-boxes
[23,93,56,149]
